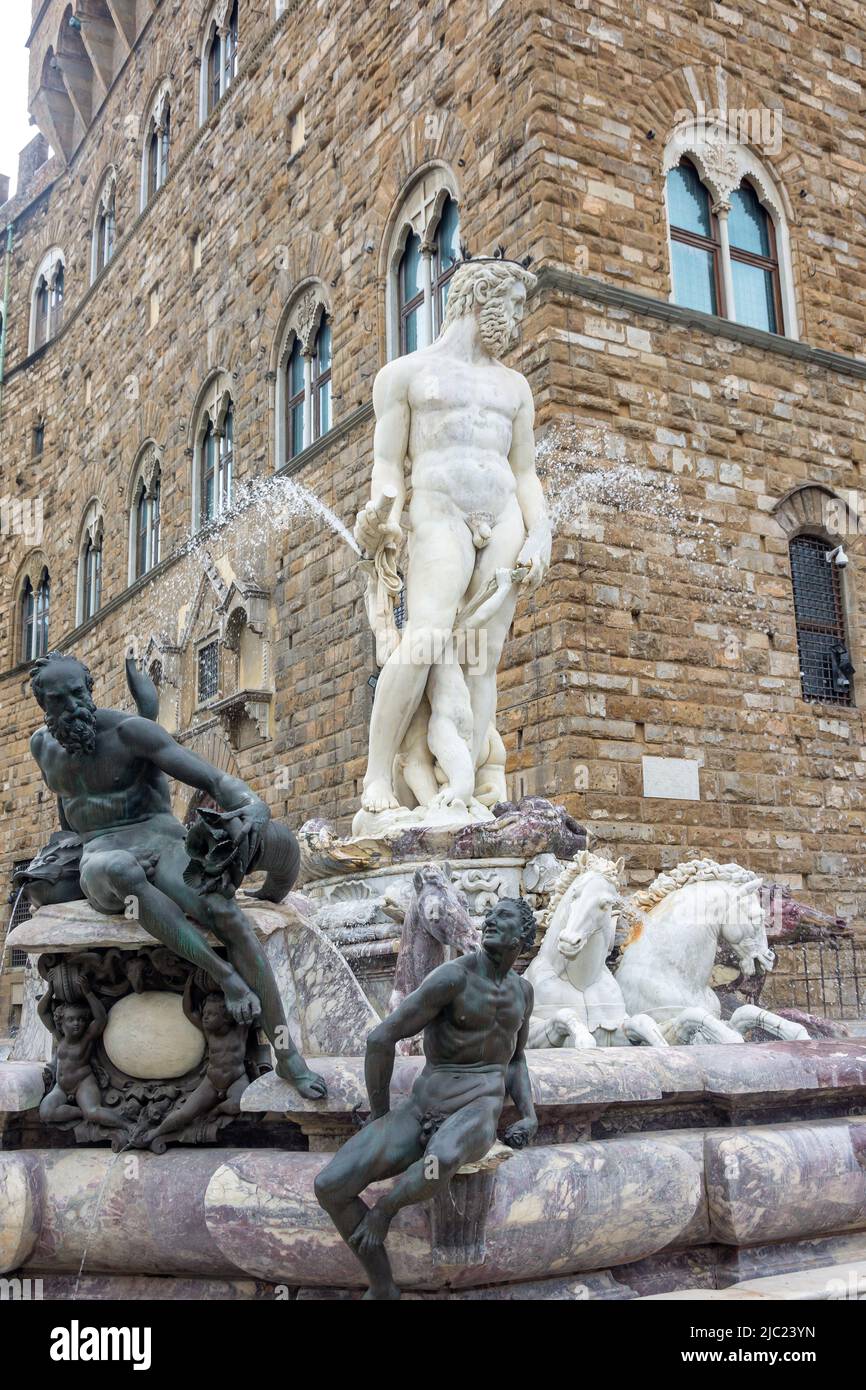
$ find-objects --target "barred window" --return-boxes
[789,535,853,706]
[8,862,32,968]
[198,640,220,703]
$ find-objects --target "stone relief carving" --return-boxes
[35,949,268,1151]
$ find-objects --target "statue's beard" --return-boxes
[478,300,515,357]
[46,698,98,755]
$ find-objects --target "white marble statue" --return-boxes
[525,851,668,1049]
[527,855,809,1049]
[615,860,809,1044]
[352,256,552,835]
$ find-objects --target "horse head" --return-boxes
[719,876,775,976]
[410,862,479,955]
[538,852,624,973]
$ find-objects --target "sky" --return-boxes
[0,1,38,197]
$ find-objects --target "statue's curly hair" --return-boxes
[30,651,94,701]
[495,896,538,950]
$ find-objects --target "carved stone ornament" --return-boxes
[36,948,268,1152]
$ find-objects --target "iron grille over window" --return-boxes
[789,534,853,706]
[197,641,219,703]
[7,862,33,967]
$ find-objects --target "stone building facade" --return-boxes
[1,0,865,1032]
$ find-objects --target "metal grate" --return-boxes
[6,862,33,968]
[197,640,219,703]
[761,939,866,1020]
[789,535,852,706]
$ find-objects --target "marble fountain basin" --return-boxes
[3,1043,866,1295]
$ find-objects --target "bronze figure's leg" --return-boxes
[314,1104,426,1300]
[151,842,326,1099]
[349,1097,499,1269]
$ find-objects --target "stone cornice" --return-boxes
[536,266,866,384]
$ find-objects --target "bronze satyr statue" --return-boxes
[29,651,326,1100]
[314,896,538,1299]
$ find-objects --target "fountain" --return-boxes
[2,258,866,1304]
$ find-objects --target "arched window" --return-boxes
[384,170,461,359]
[789,535,853,706]
[128,446,162,580]
[194,383,234,529]
[285,337,305,460]
[77,504,104,623]
[91,172,117,282]
[433,195,460,327]
[312,319,332,438]
[727,181,781,334]
[666,159,721,316]
[29,248,65,352]
[202,1,239,122]
[20,569,50,663]
[663,126,794,336]
[274,287,333,467]
[142,86,171,209]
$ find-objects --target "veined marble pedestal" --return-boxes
[299,797,586,1010]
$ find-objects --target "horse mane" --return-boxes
[542,849,625,932]
[619,859,762,943]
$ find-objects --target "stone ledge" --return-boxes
[3,895,306,955]
[241,1040,866,1118]
[639,1260,866,1301]
[0,1061,45,1113]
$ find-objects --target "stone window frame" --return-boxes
[196,634,222,707]
[28,247,66,354]
[199,0,240,126]
[127,443,163,583]
[16,554,50,664]
[662,121,799,341]
[273,282,333,469]
[76,499,105,624]
[141,80,172,212]
[773,484,860,708]
[90,167,117,284]
[191,373,235,533]
[382,164,461,361]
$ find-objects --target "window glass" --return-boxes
[670,241,717,315]
[729,183,771,256]
[667,162,712,237]
[731,259,777,333]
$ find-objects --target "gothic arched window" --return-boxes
[666,159,721,316]
[143,88,171,208]
[664,129,792,335]
[78,505,104,623]
[385,171,461,359]
[92,172,117,282]
[30,249,65,352]
[196,389,234,528]
[202,1,239,122]
[20,568,50,663]
[129,448,162,580]
[274,287,333,467]
[285,337,305,461]
[312,318,332,439]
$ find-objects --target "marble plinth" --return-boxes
[4,1040,866,1296]
[4,895,378,1065]
[299,798,585,883]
